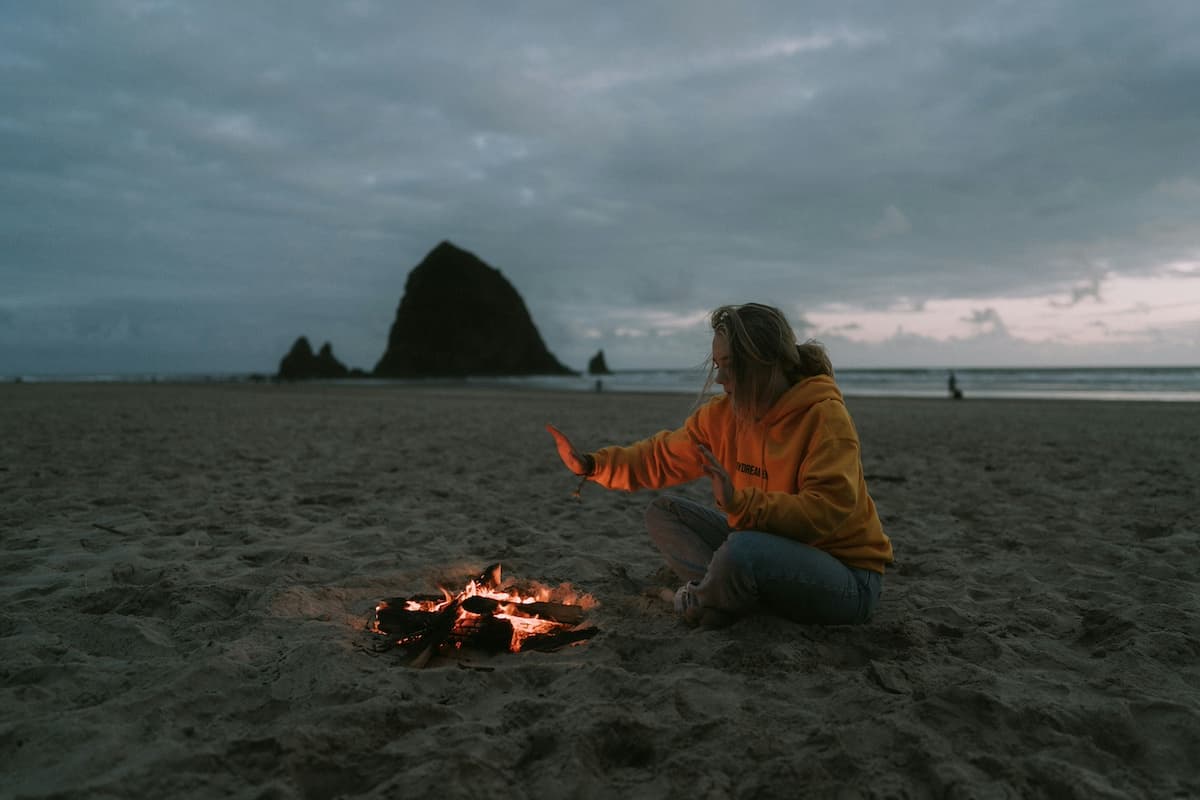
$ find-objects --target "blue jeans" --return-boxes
[645,495,882,625]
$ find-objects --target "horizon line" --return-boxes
[5,362,1200,380]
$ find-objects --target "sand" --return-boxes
[2,382,1198,799]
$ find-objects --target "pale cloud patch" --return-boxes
[864,204,912,240]
[470,132,531,165]
[806,266,1200,354]
[201,111,281,152]
[963,307,1008,335]
[1154,177,1200,199]
[567,27,876,94]
[739,29,883,62]
[1050,276,1103,307]
[1165,260,1200,277]
[594,307,710,334]
[549,303,712,369]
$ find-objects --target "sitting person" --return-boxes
[548,303,892,627]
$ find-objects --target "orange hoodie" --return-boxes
[588,375,893,573]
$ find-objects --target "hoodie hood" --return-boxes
[760,375,844,425]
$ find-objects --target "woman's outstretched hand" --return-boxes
[546,423,591,476]
[698,444,734,508]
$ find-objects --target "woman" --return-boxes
[547,303,892,626]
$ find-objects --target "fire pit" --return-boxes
[366,563,597,667]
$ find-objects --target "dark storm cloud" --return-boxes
[2,1,1198,372]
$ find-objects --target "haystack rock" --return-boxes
[277,337,350,380]
[373,241,574,377]
[587,349,612,375]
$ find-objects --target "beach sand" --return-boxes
[2,382,1198,799]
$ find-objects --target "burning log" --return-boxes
[409,595,462,669]
[460,595,586,626]
[366,563,596,667]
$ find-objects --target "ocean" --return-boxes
[9,366,1200,402]
[480,366,1200,402]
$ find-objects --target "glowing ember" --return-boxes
[366,563,596,666]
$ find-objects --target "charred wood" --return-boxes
[458,595,585,625]
[521,627,599,652]
[409,596,462,668]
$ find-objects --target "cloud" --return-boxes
[1155,178,1200,199]
[864,205,912,240]
[1050,276,1103,307]
[961,308,1008,335]
[1166,261,1200,277]
[3,2,1200,372]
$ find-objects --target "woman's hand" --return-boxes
[698,444,734,508]
[545,423,592,476]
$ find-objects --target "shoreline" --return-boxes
[5,378,1200,405]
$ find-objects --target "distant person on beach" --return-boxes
[547,303,893,627]
[948,370,964,400]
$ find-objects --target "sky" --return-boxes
[3,1,1199,376]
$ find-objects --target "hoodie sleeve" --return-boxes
[587,400,717,491]
[721,420,863,541]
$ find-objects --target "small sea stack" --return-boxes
[277,337,350,380]
[587,349,612,375]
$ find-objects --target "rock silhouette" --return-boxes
[374,241,574,377]
[278,337,350,380]
[587,349,612,375]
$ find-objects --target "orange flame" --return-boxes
[378,577,568,653]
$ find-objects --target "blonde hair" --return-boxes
[702,303,832,416]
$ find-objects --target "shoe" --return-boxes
[673,581,703,624]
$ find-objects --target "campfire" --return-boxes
[366,563,597,667]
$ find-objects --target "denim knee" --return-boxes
[643,496,674,549]
[703,532,762,599]
[714,531,758,573]
[644,495,674,526]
